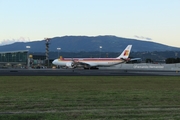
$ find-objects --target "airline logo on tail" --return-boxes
[124,50,129,56]
[59,56,64,61]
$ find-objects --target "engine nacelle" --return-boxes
[66,62,74,68]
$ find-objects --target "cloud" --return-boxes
[134,35,152,41]
[145,37,152,40]
[0,37,30,46]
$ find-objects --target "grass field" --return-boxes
[0,76,180,120]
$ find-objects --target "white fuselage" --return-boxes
[52,45,132,68]
[52,58,125,68]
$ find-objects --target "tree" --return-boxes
[166,58,180,64]
[146,58,153,63]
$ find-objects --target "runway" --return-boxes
[0,69,180,76]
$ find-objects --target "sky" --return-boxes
[0,0,180,47]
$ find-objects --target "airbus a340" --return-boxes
[52,45,133,69]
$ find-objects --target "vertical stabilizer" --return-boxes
[116,45,132,59]
[59,56,64,60]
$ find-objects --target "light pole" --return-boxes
[57,48,61,58]
[99,46,102,58]
[175,52,178,58]
[26,46,31,49]
[26,46,31,68]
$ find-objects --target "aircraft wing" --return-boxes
[126,58,142,63]
[75,61,97,67]
[130,58,142,61]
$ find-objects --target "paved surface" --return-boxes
[0,69,180,76]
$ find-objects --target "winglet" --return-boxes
[116,45,132,59]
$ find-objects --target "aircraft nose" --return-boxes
[52,60,56,65]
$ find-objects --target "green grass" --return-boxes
[0,76,180,120]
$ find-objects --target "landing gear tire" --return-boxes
[84,67,99,70]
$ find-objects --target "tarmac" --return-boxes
[0,68,180,76]
[0,63,180,76]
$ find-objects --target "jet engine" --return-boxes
[66,62,74,68]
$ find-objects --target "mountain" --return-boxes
[0,35,180,52]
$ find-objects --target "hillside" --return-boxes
[0,36,180,52]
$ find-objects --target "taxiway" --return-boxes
[0,69,179,76]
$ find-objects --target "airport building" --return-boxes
[0,50,28,68]
[0,50,46,68]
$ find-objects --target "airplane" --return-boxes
[52,45,133,69]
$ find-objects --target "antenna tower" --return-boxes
[45,38,51,67]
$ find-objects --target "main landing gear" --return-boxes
[84,67,99,70]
